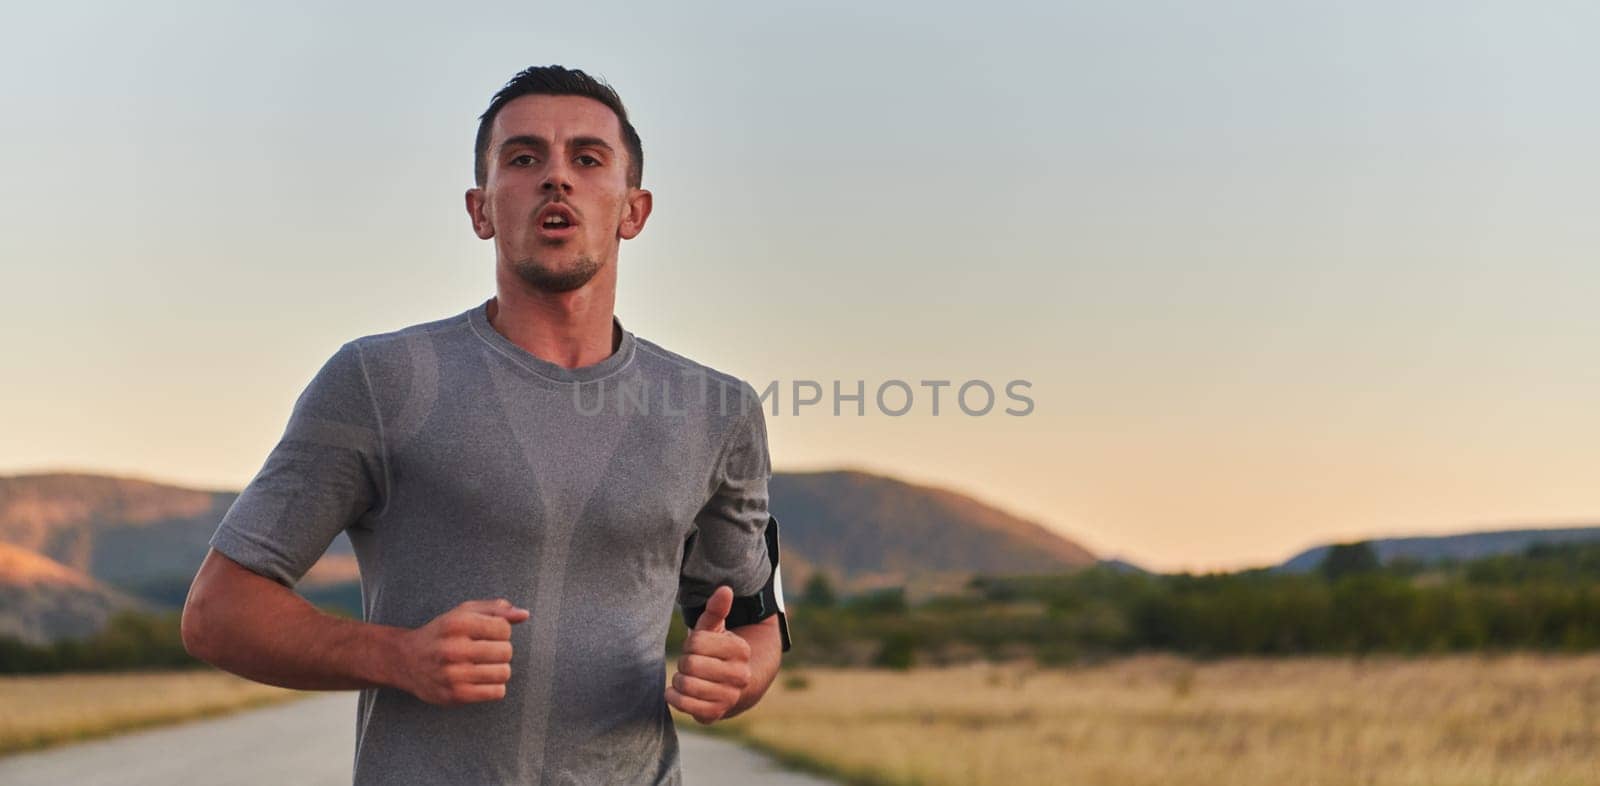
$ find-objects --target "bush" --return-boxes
[873,632,917,670]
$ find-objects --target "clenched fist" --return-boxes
[393,598,528,706]
[666,585,751,725]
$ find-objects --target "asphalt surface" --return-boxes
[0,692,836,785]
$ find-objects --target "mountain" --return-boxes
[769,469,1097,590]
[1275,525,1600,574]
[1095,557,1151,575]
[0,472,356,602]
[0,541,154,645]
[1,468,1099,638]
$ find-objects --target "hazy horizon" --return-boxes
[7,460,1598,575]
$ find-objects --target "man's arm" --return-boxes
[669,382,785,723]
[668,585,785,724]
[724,614,782,719]
[181,548,405,691]
[182,547,528,705]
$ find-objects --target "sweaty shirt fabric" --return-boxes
[206,296,774,785]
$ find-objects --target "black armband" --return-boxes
[683,514,791,652]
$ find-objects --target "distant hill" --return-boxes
[0,541,154,645]
[0,472,356,599]
[1096,557,1151,575]
[769,469,1097,590]
[1,468,1099,639]
[1276,525,1600,574]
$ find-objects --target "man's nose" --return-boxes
[541,163,573,194]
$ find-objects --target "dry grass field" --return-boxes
[10,655,1600,784]
[0,670,306,755]
[706,653,1600,786]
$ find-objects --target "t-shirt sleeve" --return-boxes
[678,382,773,611]
[207,340,387,588]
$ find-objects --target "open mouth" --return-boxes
[535,204,579,238]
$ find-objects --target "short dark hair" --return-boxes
[474,65,643,189]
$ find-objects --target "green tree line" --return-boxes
[9,540,1600,673]
[780,540,1600,668]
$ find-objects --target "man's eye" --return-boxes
[576,154,601,166]
[510,154,538,166]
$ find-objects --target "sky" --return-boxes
[2,1,1597,573]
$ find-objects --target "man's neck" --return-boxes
[487,270,620,370]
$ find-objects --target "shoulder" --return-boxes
[631,335,762,412]
[328,308,478,387]
[309,309,476,403]
[346,310,471,356]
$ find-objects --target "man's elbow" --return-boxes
[181,548,244,663]
[180,582,217,662]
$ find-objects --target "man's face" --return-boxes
[466,94,651,293]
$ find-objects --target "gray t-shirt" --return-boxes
[207,297,774,785]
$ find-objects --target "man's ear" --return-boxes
[465,187,495,240]
[618,188,653,240]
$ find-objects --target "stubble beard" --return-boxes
[508,252,604,293]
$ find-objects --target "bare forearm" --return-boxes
[724,615,781,719]
[184,567,403,692]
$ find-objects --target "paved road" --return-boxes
[0,692,834,786]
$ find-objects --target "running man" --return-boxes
[181,65,789,785]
